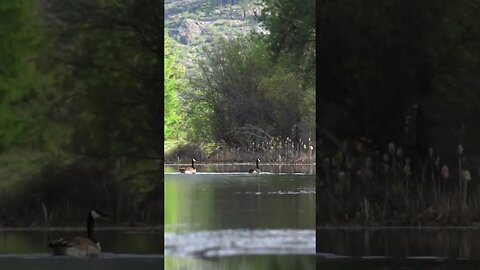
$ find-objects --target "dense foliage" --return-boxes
[44,0,162,160]
[0,1,45,150]
[257,0,315,71]
[319,0,480,159]
[0,0,163,226]
[190,37,314,147]
[164,34,184,140]
[174,0,316,157]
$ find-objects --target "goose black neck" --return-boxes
[87,214,97,243]
[256,159,259,169]
[191,159,195,169]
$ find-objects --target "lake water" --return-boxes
[0,229,163,269]
[316,227,480,269]
[164,164,316,270]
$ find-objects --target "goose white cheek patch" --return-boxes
[91,210,101,219]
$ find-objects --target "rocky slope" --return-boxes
[164,0,262,76]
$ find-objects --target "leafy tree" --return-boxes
[0,0,45,150]
[257,0,315,72]
[318,0,480,158]
[43,0,162,160]
[164,34,184,140]
[192,37,270,144]
[258,69,307,136]
[192,37,314,145]
[238,0,253,18]
[255,0,316,138]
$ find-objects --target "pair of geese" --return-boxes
[179,158,262,174]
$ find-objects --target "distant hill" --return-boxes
[164,0,264,76]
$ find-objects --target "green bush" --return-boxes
[164,34,185,141]
[188,36,314,147]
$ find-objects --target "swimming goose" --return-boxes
[179,158,197,174]
[48,209,109,257]
[248,158,261,174]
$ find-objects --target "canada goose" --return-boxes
[248,158,261,174]
[48,209,109,257]
[179,158,197,174]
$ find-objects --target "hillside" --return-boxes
[164,0,264,75]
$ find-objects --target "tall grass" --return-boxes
[318,141,480,226]
[0,153,162,227]
[165,136,316,164]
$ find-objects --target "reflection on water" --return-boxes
[165,255,315,270]
[0,229,163,269]
[165,229,315,257]
[164,164,316,174]
[0,229,162,254]
[317,228,480,259]
[0,255,163,270]
[317,228,480,269]
[164,172,315,232]
[164,168,315,269]
[316,257,480,270]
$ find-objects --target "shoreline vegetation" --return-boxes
[0,150,161,228]
[164,160,316,175]
[318,1,480,229]
[318,141,480,227]
[315,225,480,229]
[165,0,316,169]
[0,226,162,231]
[165,138,316,165]
[165,162,316,165]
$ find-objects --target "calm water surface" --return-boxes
[317,227,480,269]
[0,229,162,269]
[164,164,316,270]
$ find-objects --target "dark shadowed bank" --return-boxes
[317,140,480,226]
[318,1,480,226]
[0,153,162,227]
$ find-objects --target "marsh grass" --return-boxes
[0,150,161,227]
[164,137,316,164]
[318,141,480,226]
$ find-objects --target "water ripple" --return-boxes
[164,172,307,175]
[165,229,315,257]
[237,190,316,195]
[0,253,163,259]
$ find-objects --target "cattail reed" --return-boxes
[356,141,363,153]
[389,143,396,183]
[388,143,395,155]
[404,158,411,206]
[463,170,472,206]
[441,165,449,179]
[396,148,403,158]
[323,157,330,183]
[435,156,440,197]
[458,144,464,197]
[428,147,435,199]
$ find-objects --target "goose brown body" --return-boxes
[49,236,101,257]
[180,158,197,174]
[48,209,108,257]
